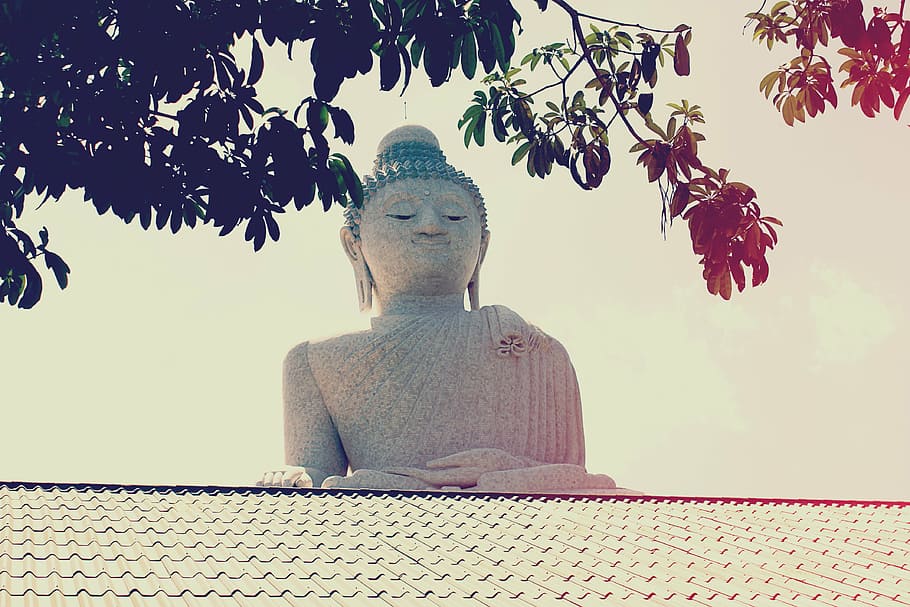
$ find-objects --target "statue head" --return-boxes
[341,125,490,313]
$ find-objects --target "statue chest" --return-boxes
[323,345,530,469]
[307,307,570,470]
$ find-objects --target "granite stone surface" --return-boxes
[264,125,621,492]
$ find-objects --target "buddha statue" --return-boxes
[261,125,622,492]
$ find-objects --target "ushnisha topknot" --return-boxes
[343,125,487,238]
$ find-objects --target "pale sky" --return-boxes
[2,2,907,500]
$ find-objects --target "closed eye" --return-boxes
[445,215,467,221]
[387,214,414,220]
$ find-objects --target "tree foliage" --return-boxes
[747,0,910,124]
[454,2,782,300]
[0,0,813,309]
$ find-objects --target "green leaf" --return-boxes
[491,23,507,71]
[44,251,70,289]
[643,118,666,139]
[380,44,401,91]
[329,107,355,144]
[248,37,264,86]
[307,101,329,133]
[511,140,531,165]
[462,115,478,147]
[638,92,654,115]
[333,153,363,207]
[473,111,486,146]
[458,104,484,127]
[410,39,424,67]
[770,1,790,15]
[461,31,477,79]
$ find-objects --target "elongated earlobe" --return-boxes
[468,230,490,311]
[341,228,373,312]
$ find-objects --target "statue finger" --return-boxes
[586,473,617,490]
[257,471,280,487]
[292,473,315,488]
[321,475,347,488]
[281,470,302,487]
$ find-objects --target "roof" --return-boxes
[0,481,908,606]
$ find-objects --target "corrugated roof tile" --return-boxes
[1,484,908,605]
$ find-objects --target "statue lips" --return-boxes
[411,237,450,249]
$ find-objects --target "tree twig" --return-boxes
[521,54,585,99]
[548,0,649,146]
[572,10,689,34]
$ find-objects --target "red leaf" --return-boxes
[753,258,769,287]
[868,17,893,58]
[878,79,895,108]
[686,204,708,254]
[670,182,690,218]
[899,20,910,59]
[706,264,732,299]
[745,222,762,263]
[895,86,910,120]
[641,144,669,182]
[674,34,690,76]
[729,259,746,293]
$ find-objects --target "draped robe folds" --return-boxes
[283,305,586,479]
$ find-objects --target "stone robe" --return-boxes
[283,305,585,477]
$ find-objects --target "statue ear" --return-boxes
[468,230,490,312]
[341,227,372,312]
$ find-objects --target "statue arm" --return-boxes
[282,342,348,487]
[553,338,586,468]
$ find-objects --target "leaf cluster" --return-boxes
[748,0,910,124]
[0,0,788,308]
[0,0,523,308]
[457,7,779,299]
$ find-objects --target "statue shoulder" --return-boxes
[296,330,373,370]
[478,304,571,360]
[283,342,319,387]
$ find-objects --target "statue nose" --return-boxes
[414,208,448,236]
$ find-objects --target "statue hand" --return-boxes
[321,469,432,490]
[475,464,619,493]
[384,448,535,489]
[256,466,320,488]
[382,465,487,488]
[425,448,527,473]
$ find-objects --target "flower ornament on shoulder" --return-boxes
[485,305,550,358]
[497,333,528,358]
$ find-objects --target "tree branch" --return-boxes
[151,110,178,121]
[522,54,585,98]
[549,0,649,146]
[572,10,689,34]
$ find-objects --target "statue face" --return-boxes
[357,178,483,299]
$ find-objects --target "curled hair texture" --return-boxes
[343,126,487,239]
